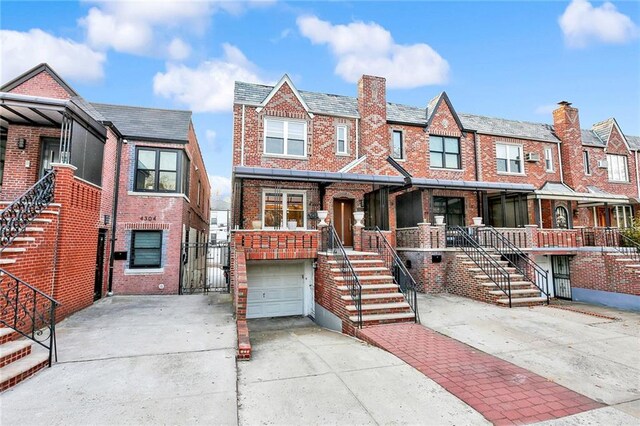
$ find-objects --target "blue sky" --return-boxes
[2,0,639,198]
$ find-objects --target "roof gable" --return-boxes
[1,63,78,97]
[426,92,463,130]
[593,118,631,152]
[256,75,313,118]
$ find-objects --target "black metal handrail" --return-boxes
[0,268,59,366]
[369,227,419,323]
[0,170,56,249]
[478,226,550,303]
[319,225,363,327]
[603,228,640,263]
[450,226,514,307]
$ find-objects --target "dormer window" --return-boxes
[430,136,460,169]
[607,154,628,182]
[264,118,306,157]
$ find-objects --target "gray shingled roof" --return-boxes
[234,80,638,148]
[90,103,192,142]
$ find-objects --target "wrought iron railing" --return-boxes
[0,268,59,366]
[612,231,640,263]
[0,170,56,249]
[478,227,550,303]
[449,226,514,307]
[319,225,363,327]
[370,227,419,323]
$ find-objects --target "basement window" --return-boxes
[130,231,162,268]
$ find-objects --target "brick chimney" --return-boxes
[553,101,584,191]
[357,75,389,173]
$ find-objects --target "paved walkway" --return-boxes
[359,323,602,425]
[1,295,237,426]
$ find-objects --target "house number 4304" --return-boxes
[140,216,157,221]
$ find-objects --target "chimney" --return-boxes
[357,75,388,172]
[553,101,584,191]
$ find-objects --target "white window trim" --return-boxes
[261,189,307,230]
[607,154,629,182]
[544,147,554,172]
[495,142,525,175]
[583,151,591,176]
[391,130,404,160]
[336,125,348,155]
[263,117,308,158]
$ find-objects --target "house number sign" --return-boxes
[140,216,157,221]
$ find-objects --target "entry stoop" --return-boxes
[0,328,49,392]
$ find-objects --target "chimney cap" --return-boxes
[558,100,572,107]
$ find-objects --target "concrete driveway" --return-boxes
[0,294,237,426]
[417,294,640,422]
[238,317,488,426]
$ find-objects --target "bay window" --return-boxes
[262,190,306,229]
[496,143,523,174]
[264,118,306,157]
[607,154,628,182]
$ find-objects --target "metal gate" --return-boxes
[180,241,230,294]
[552,256,572,300]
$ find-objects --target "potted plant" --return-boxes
[472,217,483,226]
[317,210,329,226]
[434,215,445,225]
[353,210,365,227]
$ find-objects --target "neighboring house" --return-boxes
[210,199,231,243]
[0,63,211,379]
[230,74,639,358]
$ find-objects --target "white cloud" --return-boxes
[534,104,557,115]
[297,15,449,88]
[209,174,231,200]
[205,130,217,145]
[168,38,191,60]
[0,29,105,83]
[81,7,153,54]
[559,0,639,48]
[153,44,270,112]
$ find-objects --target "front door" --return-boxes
[94,229,107,301]
[552,256,572,300]
[40,138,60,178]
[333,198,354,247]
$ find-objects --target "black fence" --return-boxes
[179,241,230,294]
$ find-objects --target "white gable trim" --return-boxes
[338,155,367,173]
[256,74,314,118]
[604,118,631,153]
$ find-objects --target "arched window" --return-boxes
[555,206,569,229]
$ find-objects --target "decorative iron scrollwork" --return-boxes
[0,170,56,248]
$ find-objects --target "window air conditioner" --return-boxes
[597,159,608,168]
[525,152,540,162]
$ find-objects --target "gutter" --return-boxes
[557,143,564,184]
[355,118,359,158]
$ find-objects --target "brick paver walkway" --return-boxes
[358,323,603,425]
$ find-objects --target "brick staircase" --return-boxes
[605,252,640,274]
[453,251,548,307]
[0,328,50,392]
[0,201,60,392]
[326,250,416,327]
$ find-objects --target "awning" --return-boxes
[531,182,629,204]
[0,92,106,139]
[412,178,535,193]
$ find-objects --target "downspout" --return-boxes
[104,123,123,296]
[355,118,359,159]
[556,142,564,183]
[472,130,482,220]
[635,150,640,201]
[240,105,246,166]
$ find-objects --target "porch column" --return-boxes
[604,203,611,227]
[551,199,557,228]
[436,223,447,249]
[524,224,538,248]
[417,222,432,249]
[482,191,489,224]
[352,224,363,251]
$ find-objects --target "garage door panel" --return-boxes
[246,262,305,319]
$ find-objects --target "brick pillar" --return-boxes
[52,163,75,205]
[524,225,538,248]
[357,75,389,172]
[553,101,584,191]
[418,222,432,249]
[353,225,363,251]
[574,226,585,247]
[436,224,447,249]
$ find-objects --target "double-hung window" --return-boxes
[607,154,628,182]
[336,126,348,154]
[430,135,460,169]
[583,151,591,175]
[392,130,403,160]
[496,143,523,174]
[264,118,306,157]
[544,147,554,172]
[130,231,162,268]
[262,190,306,229]
[135,148,183,192]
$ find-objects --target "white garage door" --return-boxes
[246,262,304,319]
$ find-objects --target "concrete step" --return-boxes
[331,267,388,274]
[457,254,501,259]
[341,292,405,302]
[40,210,59,216]
[478,281,535,288]
[349,312,415,324]
[337,283,399,292]
[474,273,525,281]
[0,328,19,345]
[31,218,53,224]
[0,340,32,368]
[12,237,36,243]
[0,247,27,254]
[345,302,410,312]
[335,275,394,282]
[496,296,548,306]
[624,264,640,268]
[0,350,49,392]
[24,227,44,233]
[468,266,517,273]
[328,259,384,265]
[488,289,540,296]
[462,260,509,266]
[0,258,17,265]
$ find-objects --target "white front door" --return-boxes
[246,262,305,319]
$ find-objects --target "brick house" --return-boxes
[0,63,210,387]
[230,74,639,357]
